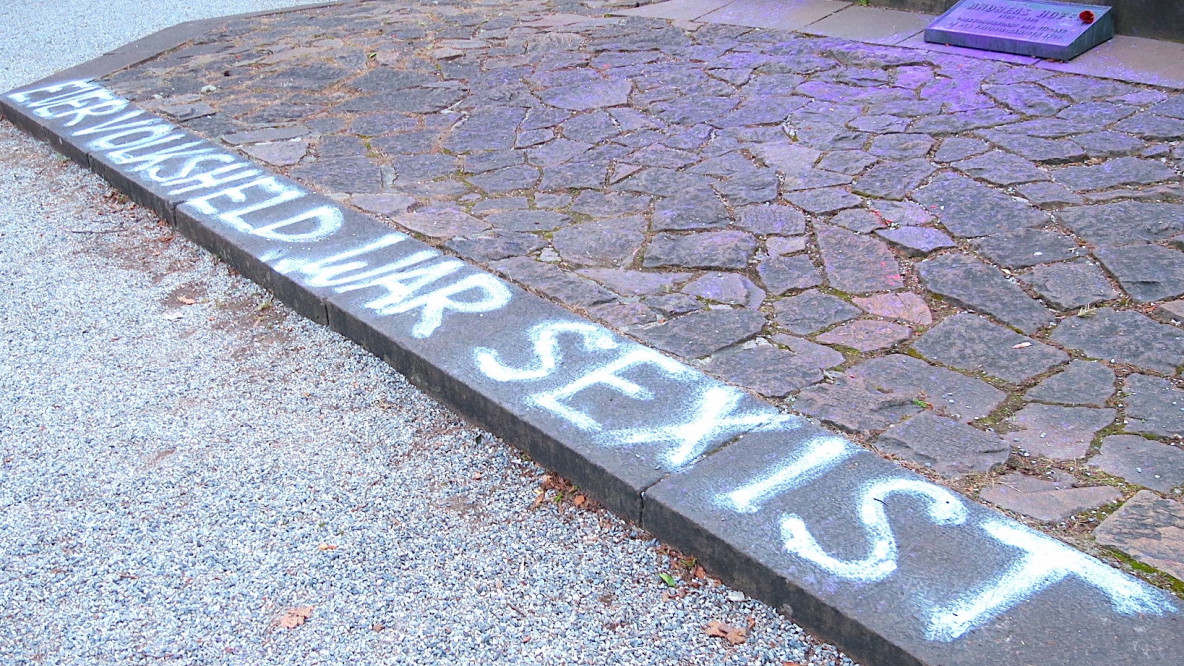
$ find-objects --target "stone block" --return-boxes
[876,411,1009,478]
[925,0,1115,61]
[981,472,1121,523]
[849,354,1005,422]
[1096,491,1184,581]
[1004,403,1116,460]
[1025,360,1115,407]
[635,308,767,359]
[913,314,1067,384]
[1051,309,1184,375]
[1089,436,1184,492]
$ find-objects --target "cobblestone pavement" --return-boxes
[100,0,1184,594]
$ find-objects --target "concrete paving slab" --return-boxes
[698,0,850,31]
[611,0,737,21]
[1037,35,1184,90]
[897,31,1041,64]
[801,5,933,45]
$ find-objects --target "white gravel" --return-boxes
[0,0,337,92]
[0,120,858,664]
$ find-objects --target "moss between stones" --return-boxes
[1105,548,1184,601]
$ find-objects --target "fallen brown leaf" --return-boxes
[276,606,313,629]
[705,620,747,645]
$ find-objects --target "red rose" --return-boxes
[1079,10,1095,23]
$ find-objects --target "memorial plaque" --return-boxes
[925,0,1115,61]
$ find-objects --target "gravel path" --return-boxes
[0,0,336,92]
[0,120,856,664]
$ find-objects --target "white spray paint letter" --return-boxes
[926,519,1178,641]
[609,386,799,469]
[271,235,510,337]
[185,177,317,239]
[31,88,129,127]
[474,321,619,382]
[86,120,184,153]
[533,347,693,431]
[70,110,152,137]
[718,436,861,514]
[271,233,418,287]
[781,478,969,583]
[251,205,344,243]
[166,162,260,195]
[7,80,96,105]
[110,139,212,173]
[370,273,511,339]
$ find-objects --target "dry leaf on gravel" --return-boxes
[276,606,313,629]
[705,620,747,645]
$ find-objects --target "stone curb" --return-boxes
[5,65,1183,666]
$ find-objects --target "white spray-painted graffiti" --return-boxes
[927,519,1176,641]
[20,81,130,127]
[7,80,510,338]
[186,176,341,242]
[616,385,800,469]
[268,233,511,338]
[8,80,1178,646]
[781,478,969,584]
[474,321,802,469]
[467,315,1177,638]
[719,436,861,514]
[717,452,1177,641]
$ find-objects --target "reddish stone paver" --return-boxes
[1096,491,1184,581]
